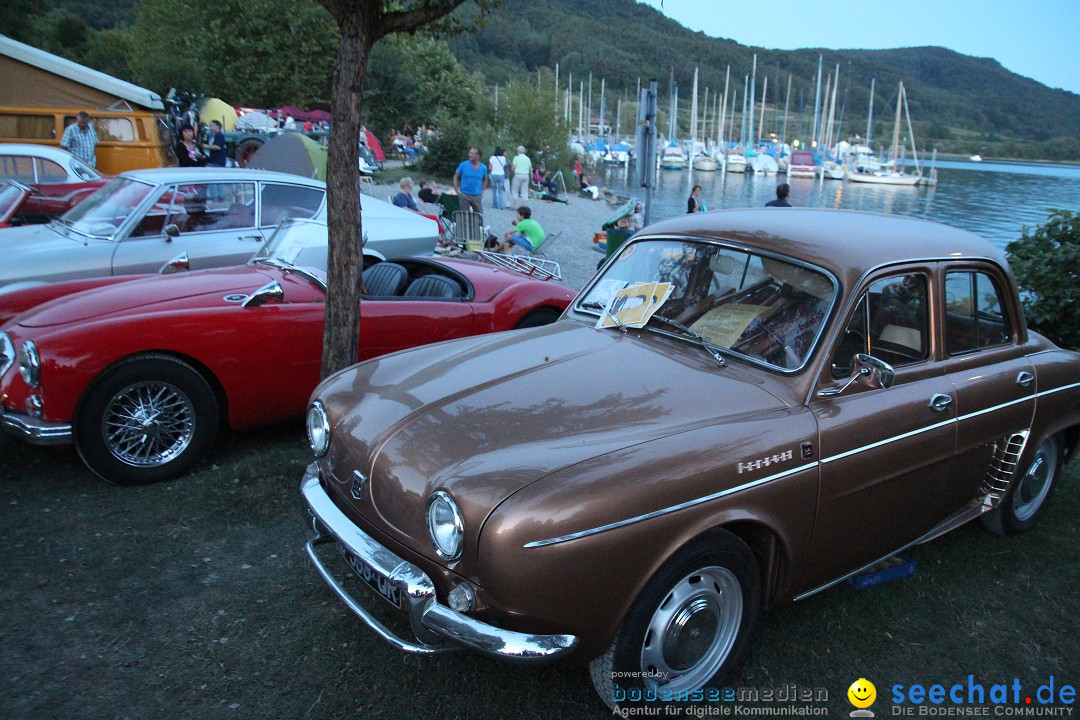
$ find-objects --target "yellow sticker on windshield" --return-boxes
[597,282,674,329]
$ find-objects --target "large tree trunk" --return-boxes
[320,11,373,379]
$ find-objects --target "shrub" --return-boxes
[1006,209,1080,349]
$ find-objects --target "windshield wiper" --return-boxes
[580,300,632,332]
[253,256,327,293]
[648,314,727,367]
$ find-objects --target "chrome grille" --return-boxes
[979,430,1030,509]
[0,331,14,379]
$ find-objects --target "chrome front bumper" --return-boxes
[0,405,72,445]
[300,464,578,664]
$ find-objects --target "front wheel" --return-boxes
[589,529,759,708]
[75,355,219,485]
[981,434,1063,536]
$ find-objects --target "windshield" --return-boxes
[251,218,331,272]
[577,238,838,371]
[58,177,155,237]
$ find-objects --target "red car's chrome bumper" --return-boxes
[0,404,72,446]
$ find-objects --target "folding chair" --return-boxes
[451,210,486,253]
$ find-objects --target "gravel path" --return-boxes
[376,180,627,291]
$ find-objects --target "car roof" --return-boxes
[0,143,82,162]
[640,208,1008,282]
[118,167,326,188]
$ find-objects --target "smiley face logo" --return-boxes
[848,678,877,709]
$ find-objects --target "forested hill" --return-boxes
[448,0,1080,155]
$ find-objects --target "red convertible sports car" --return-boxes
[0,218,575,484]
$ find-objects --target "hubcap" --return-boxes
[641,566,742,692]
[1012,437,1058,522]
[102,381,195,467]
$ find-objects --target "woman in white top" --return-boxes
[488,147,510,209]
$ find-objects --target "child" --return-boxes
[500,205,545,254]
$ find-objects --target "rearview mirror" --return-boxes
[818,353,896,398]
[164,223,180,239]
[242,280,284,308]
[158,252,190,275]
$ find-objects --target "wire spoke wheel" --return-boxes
[640,566,742,692]
[102,381,195,466]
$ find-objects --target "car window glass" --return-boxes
[0,155,36,182]
[0,114,56,139]
[158,182,258,234]
[70,159,100,181]
[945,271,1013,354]
[61,177,154,237]
[65,116,135,142]
[831,274,929,379]
[129,187,181,238]
[260,184,324,227]
[37,159,68,183]
[577,239,836,371]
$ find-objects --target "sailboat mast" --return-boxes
[900,83,921,174]
[811,55,823,147]
[718,65,730,149]
[759,75,768,144]
[890,81,903,168]
[749,54,757,149]
[690,67,699,147]
[866,78,875,145]
[781,74,791,146]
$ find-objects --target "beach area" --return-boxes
[375,174,626,291]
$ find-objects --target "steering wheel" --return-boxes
[736,317,800,368]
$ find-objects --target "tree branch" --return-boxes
[378,0,469,38]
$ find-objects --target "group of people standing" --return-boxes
[452,145,535,212]
[174,121,228,168]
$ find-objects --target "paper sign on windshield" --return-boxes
[596,281,674,329]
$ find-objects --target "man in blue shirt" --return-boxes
[453,146,488,214]
[203,120,227,167]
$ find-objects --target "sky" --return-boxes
[638,0,1080,95]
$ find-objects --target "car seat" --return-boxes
[361,262,409,296]
[403,275,461,299]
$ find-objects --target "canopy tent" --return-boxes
[276,106,331,123]
[364,129,386,161]
[198,97,238,130]
[247,132,327,181]
[235,111,275,131]
[0,34,163,109]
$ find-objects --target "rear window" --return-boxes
[260,184,324,227]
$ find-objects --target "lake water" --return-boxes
[595,158,1080,251]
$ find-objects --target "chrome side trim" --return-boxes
[954,395,1033,422]
[821,418,956,464]
[1038,380,1080,397]
[301,466,578,663]
[524,462,818,548]
[0,407,73,446]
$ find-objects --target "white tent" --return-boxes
[235,112,276,131]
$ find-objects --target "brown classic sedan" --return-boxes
[299,208,1080,707]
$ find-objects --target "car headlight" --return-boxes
[306,401,330,456]
[18,341,39,388]
[0,331,13,378]
[427,491,464,561]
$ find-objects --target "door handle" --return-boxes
[238,234,263,241]
[928,393,953,413]
[1016,371,1035,388]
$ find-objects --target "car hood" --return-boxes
[15,266,276,328]
[318,321,788,553]
[0,223,108,283]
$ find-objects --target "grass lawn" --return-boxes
[1,426,1077,719]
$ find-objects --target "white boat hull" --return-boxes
[693,157,718,171]
[787,165,817,178]
[846,170,921,186]
[725,155,747,173]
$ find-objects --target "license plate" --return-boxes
[340,546,401,608]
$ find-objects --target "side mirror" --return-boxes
[159,252,190,274]
[163,223,180,240]
[818,353,896,397]
[242,280,284,308]
[853,353,895,390]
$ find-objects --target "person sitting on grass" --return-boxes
[499,205,545,254]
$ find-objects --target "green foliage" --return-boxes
[421,117,479,177]
[130,0,337,107]
[364,36,487,135]
[496,71,571,174]
[1006,210,1080,350]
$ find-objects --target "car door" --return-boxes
[938,264,1036,501]
[357,296,477,360]
[802,268,957,590]
[111,181,262,274]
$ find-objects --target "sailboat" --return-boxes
[847,81,922,186]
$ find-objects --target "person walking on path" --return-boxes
[488,147,509,209]
[61,111,99,167]
[454,146,488,214]
[765,183,792,207]
[203,120,227,167]
[687,185,707,213]
[510,145,532,208]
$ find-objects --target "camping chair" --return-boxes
[451,210,486,253]
[357,176,376,197]
[504,229,562,278]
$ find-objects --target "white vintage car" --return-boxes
[0,167,438,291]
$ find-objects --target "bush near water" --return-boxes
[1007,210,1080,350]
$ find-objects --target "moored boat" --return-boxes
[660,143,687,169]
[692,154,719,171]
[787,150,817,178]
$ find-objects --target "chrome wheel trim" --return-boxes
[101,380,195,467]
[640,566,742,692]
[1012,437,1058,522]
